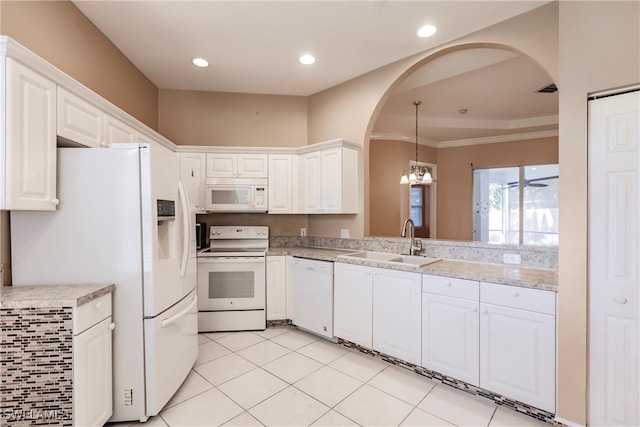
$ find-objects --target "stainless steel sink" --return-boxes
[338,251,440,268]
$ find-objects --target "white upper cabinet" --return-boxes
[179,153,206,213]
[206,153,268,178]
[268,154,301,214]
[301,144,358,214]
[1,58,57,210]
[57,86,104,147]
[58,87,136,147]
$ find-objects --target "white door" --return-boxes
[302,151,322,212]
[180,152,206,212]
[237,154,268,177]
[422,293,479,386]
[73,317,113,427]
[5,58,57,210]
[480,303,555,412]
[57,87,104,148]
[268,154,293,213]
[266,256,287,320]
[321,147,341,212]
[373,268,422,364]
[589,89,640,426]
[206,153,237,177]
[334,263,373,348]
[143,290,198,416]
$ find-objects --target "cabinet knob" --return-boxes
[108,323,116,330]
[615,296,628,304]
[95,301,102,309]
[472,307,478,313]
[51,198,60,205]
[481,309,488,315]
[511,290,520,298]
[445,282,452,287]
[100,141,108,148]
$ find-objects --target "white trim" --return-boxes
[370,133,439,147]
[438,129,558,148]
[175,138,361,155]
[554,415,586,427]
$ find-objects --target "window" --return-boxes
[473,164,558,245]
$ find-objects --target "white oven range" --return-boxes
[197,226,268,332]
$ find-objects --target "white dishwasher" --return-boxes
[288,257,334,338]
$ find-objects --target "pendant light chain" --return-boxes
[414,100,421,167]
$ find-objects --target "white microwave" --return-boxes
[205,178,268,212]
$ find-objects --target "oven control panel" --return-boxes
[209,226,269,239]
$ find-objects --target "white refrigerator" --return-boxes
[10,143,198,422]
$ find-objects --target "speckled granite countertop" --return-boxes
[267,247,557,291]
[0,284,114,309]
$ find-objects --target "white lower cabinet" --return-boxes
[266,255,287,320]
[334,263,373,347]
[479,282,556,413]
[373,268,422,364]
[421,275,480,386]
[288,257,334,338]
[73,293,114,427]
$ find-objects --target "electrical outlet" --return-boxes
[341,229,350,238]
[503,253,521,265]
[300,227,307,237]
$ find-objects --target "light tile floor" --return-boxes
[106,327,548,427]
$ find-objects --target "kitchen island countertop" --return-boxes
[1,283,114,309]
[267,246,557,291]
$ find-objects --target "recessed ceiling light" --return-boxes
[417,24,437,38]
[192,57,209,68]
[458,108,468,114]
[299,54,316,65]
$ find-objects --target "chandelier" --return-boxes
[400,101,433,185]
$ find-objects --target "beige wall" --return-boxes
[558,2,639,425]
[196,213,308,237]
[0,0,158,129]
[369,139,437,237]
[307,2,559,240]
[159,90,308,147]
[436,137,558,241]
[0,0,159,285]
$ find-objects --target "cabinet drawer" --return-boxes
[74,293,112,335]
[422,274,479,301]
[480,282,555,315]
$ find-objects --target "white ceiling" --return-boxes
[72,0,557,145]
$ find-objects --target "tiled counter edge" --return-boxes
[0,284,113,426]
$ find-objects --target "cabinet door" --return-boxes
[480,303,555,412]
[180,153,206,212]
[5,58,57,210]
[268,154,293,213]
[104,114,136,144]
[57,87,104,147]
[301,151,322,212]
[321,147,341,213]
[334,263,373,348]
[74,317,113,427]
[237,154,268,178]
[422,293,479,385]
[373,268,422,364]
[267,256,287,320]
[206,153,237,177]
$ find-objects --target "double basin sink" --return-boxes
[337,251,441,268]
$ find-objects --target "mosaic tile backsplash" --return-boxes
[0,307,73,426]
[269,236,558,270]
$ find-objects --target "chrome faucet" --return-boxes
[401,218,422,255]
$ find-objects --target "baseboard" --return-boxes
[554,415,585,427]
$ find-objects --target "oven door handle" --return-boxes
[161,295,197,328]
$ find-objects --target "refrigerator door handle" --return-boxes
[161,295,197,328]
[178,181,191,278]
